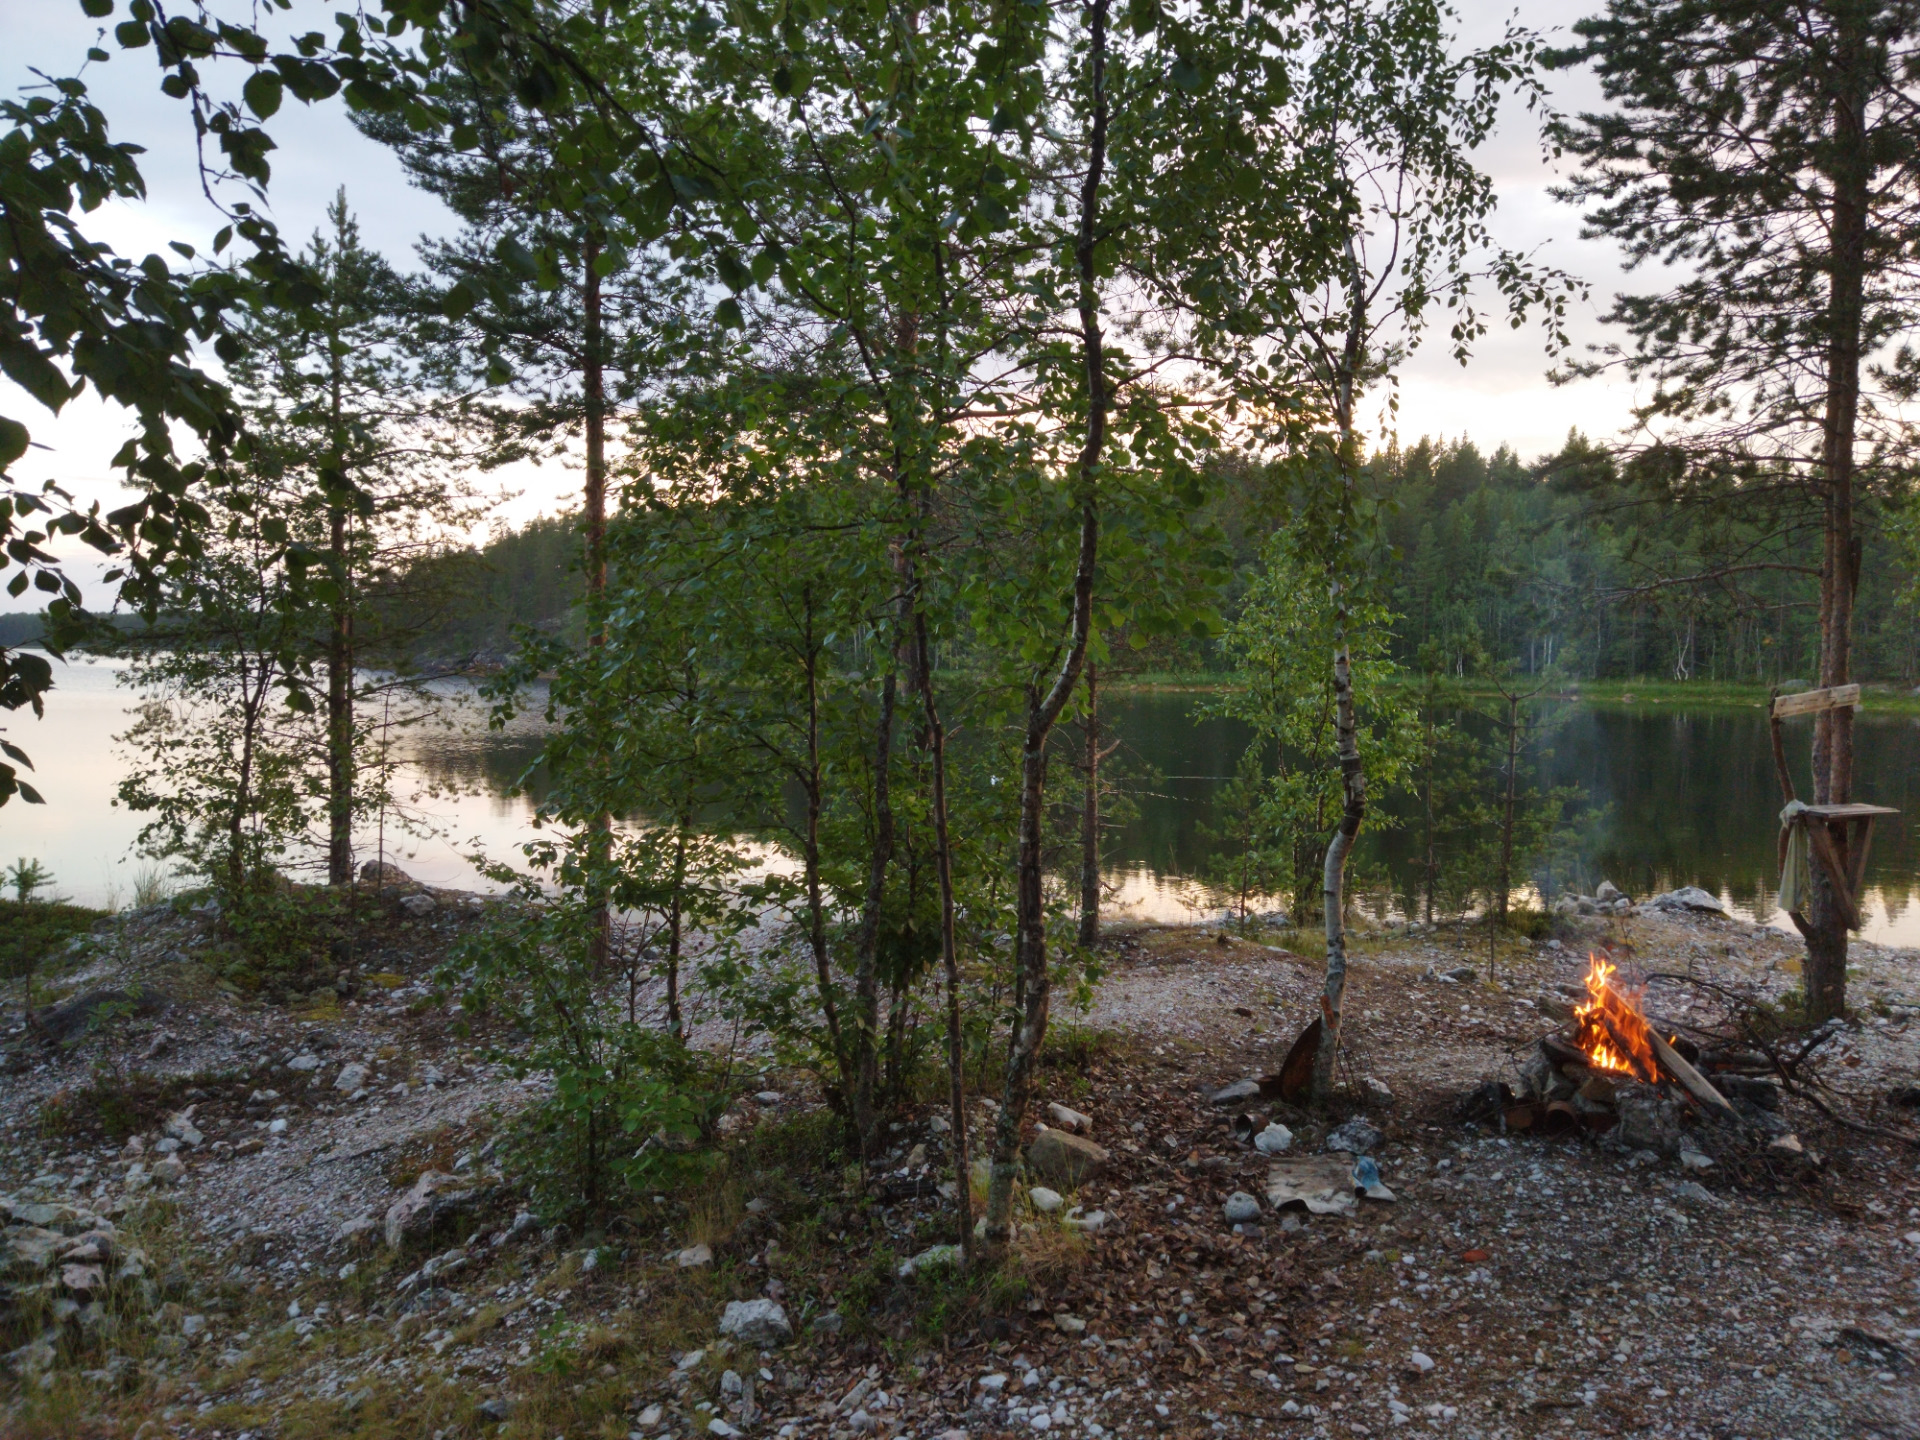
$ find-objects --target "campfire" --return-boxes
[1570,955,1661,1081]
[1472,954,1805,1157]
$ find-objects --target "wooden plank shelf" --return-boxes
[1768,689,1899,932]
[1771,684,1861,719]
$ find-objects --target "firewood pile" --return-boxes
[1461,955,1809,1160]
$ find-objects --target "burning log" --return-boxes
[1647,1030,1737,1120]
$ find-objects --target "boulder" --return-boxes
[59,1262,105,1295]
[1595,880,1627,904]
[1027,1187,1064,1213]
[675,1243,713,1268]
[399,893,438,919]
[383,1171,476,1250]
[32,986,168,1043]
[333,1063,370,1094]
[359,860,414,887]
[1649,886,1726,915]
[1026,1130,1109,1190]
[163,1110,204,1147]
[4,1226,65,1272]
[150,1155,187,1186]
[718,1298,793,1348]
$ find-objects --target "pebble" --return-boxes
[1409,1351,1436,1373]
[1029,1187,1064,1213]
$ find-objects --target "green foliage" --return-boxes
[6,856,52,904]
[1205,531,1419,917]
[0,898,98,983]
[448,880,726,1218]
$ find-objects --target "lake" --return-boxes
[8,659,1920,944]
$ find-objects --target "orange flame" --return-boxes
[1571,954,1660,1080]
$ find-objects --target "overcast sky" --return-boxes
[3,0,1649,608]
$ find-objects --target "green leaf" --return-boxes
[443,280,479,319]
[114,19,149,46]
[81,0,115,16]
[15,780,43,805]
[0,418,27,470]
[714,250,750,292]
[715,297,745,330]
[242,69,283,119]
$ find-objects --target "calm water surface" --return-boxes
[9,660,1920,944]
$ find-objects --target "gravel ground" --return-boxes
[2,893,1917,1440]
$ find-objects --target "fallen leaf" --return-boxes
[1461,1249,1491,1262]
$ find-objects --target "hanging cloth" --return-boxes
[1778,799,1812,915]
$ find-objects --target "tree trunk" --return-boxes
[1422,705,1436,924]
[799,611,843,1074]
[914,610,973,1264]
[1804,24,1868,1023]
[325,306,354,887]
[1498,692,1520,927]
[850,662,898,1162]
[1310,235,1370,1106]
[665,814,688,1039]
[1078,660,1101,946]
[1311,629,1365,1102]
[582,234,612,974]
[984,0,1109,1253]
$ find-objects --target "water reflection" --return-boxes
[9,661,1920,944]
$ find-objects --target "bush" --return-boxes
[0,899,102,983]
[1502,905,1553,940]
[448,885,728,1218]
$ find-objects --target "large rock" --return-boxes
[360,859,415,887]
[1612,1082,1683,1155]
[1648,886,1726,915]
[718,1298,793,1348]
[4,1227,66,1272]
[1209,1079,1263,1106]
[1027,1130,1109,1190]
[32,986,168,1042]
[383,1171,476,1250]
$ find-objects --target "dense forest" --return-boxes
[315,428,1920,686]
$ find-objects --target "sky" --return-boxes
[2,0,1649,609]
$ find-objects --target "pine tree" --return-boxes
[1551,0,1920,1019]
